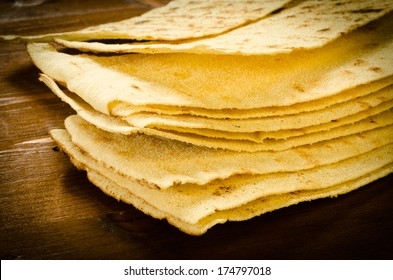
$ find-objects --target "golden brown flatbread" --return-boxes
[50,128,393,235]
[64,115,393,188]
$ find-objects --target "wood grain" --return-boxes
[1,0,392,260]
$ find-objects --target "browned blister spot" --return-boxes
[212,185,233,196]
[295,149,320,166]
[369,66,383,73]
[317,28,330,32]
[298,23,309,28]
[342,69,354,75]
[354,59,366,66]
[293,83,305,93]
[131,84,141,90]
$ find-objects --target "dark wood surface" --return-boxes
[1,0,392,260]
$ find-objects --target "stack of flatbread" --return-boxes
[8,0,393,235]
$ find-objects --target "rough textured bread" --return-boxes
[123,87,393,132]
[49,128,393,235]
[17,0,393,236]
[64,115,393,188]
[2,0,292,42]
[39,73,393,151]
[85,165,393,235]
[56,1,393,55]
[27,16,393,112]
[109,76,393,119]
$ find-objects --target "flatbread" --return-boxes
[39,73,393,152]
[157,109,393,142]
[27,15,393,112]
[123,86,393,132]
[64,115,393,188]
[50,128,393,235]
[109,76,393,119]
[55,1,393,55]
[88,165,393,235]
[1,0,292,42]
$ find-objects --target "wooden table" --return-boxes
[1,0,392,260]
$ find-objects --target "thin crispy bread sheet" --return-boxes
[56,0,393,55]
[1,0,292,42]
[131,108,393,144]
[50,128,393,235]
[27,16,393,113]
[64,115,393,188]
[123,86,393,132]
[87,166,393,235]
[110,76,393,119]
[40,74,393,150]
